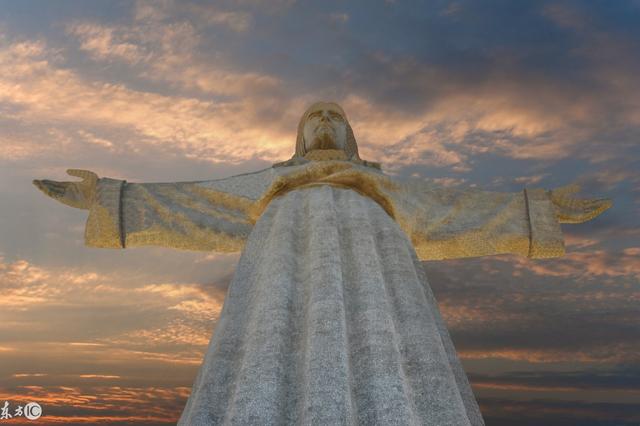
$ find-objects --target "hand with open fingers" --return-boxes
[548,184,612,224]
[33,169,99,210]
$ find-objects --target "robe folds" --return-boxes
[83,160,564,425]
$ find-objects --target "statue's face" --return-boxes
[302,103,348,152]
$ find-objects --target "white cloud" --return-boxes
[67,23,147,63]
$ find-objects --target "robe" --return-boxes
[83,160,564,425]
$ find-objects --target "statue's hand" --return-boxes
[548,184,612,224]
[33,169,98,210]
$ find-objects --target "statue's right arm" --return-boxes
[33,168,277,252]
[399,181,564,261]
[400,181,610,261]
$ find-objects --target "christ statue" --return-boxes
[34,101,611,426]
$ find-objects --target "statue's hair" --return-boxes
[275,101,380,169]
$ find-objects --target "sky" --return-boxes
[0,0,638,424]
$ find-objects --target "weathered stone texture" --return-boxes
[178,186,483,425]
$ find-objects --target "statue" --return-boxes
[33,101,611,425]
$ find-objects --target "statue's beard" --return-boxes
[308,127,339,151]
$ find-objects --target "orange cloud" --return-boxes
[0,385,189,424]
[0,35,291,164]
[4,18,617,171]
[78,375,121,379]
[0,255,225,374]
[511,248,640,280]
[459,344,639,364]
[12,374,47,378]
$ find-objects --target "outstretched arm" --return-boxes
[402,181,611,261]
[33,168,276,251]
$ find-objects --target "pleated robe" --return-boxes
[83,161,564,425]
[177,185,484,425]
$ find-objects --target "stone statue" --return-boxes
[34,101,611,425]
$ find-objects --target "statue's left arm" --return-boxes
[34,168,277,252]
[400,181,611,261]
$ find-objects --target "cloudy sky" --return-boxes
[1,0,638,424]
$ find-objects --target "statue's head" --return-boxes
[296,101,355,156]
[278,101,379,168]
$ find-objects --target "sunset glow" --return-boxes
[1,1,638,425]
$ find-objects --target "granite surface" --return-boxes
[178,186,484,425]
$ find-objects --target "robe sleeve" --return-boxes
[403,182,565,261]
[84,168,275,252]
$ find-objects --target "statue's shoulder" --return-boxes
[195,167,277,201]
[397,176,483,203]
[277,159,388,179]
[194,161,383,202]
